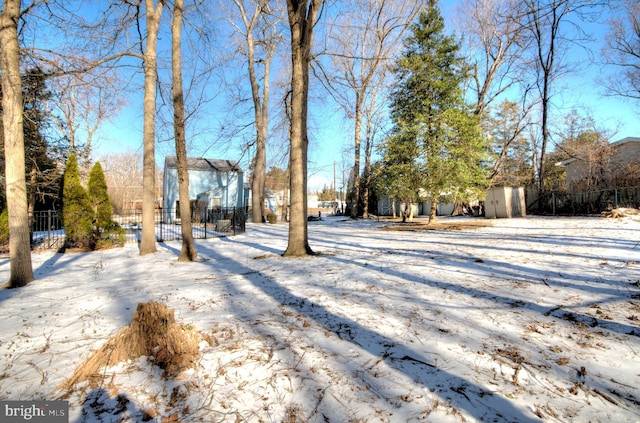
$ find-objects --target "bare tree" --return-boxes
[283,0,321,257]
[548,113,612,192]
[99,150,144,213]
[48,70,126,174]
[230,0,283,224]
[1,0,35,287]
[519,0,605,192]
[602,0,640,101]
[456,0,530,117]
[325,0,422,219]
[483,99,533,186]
[140,0,163,256]
[172,0,197,261]
[361,78,385,217]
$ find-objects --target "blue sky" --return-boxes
[91,1,640,192]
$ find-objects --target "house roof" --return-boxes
[555,136,640,167]
[164,156,242,172]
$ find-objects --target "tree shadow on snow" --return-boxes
[74,388,157,423]
[196,242,541,423]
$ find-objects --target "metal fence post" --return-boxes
[47,210,52,246]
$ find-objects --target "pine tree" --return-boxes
[88,162,112,229]
[0,68,60,212]
[381,0,488,223]
[377,130,424,222]
[87,161,123,248]
[62,153,92,248]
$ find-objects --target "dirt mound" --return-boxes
[57,302,201,396]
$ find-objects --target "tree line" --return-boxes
[1,0,638,287]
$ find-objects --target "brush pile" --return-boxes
[58,301,201,395]
[601,207,640,218]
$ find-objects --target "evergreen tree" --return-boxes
[88,162,112,230]
[0,68,60,212]
[62,153,92,248]
[22,69,61,211]
[381,1,488,223]
[377,130,424,222]
[87,161,124,248]
[317,185,338,202]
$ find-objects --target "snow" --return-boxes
[1,215,639,422]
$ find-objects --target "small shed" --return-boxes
[485,186,526,219]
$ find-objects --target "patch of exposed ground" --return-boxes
[381,218,494,231]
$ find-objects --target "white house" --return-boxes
[162,156,244,223]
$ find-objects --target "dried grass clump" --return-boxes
[58,302,201,395]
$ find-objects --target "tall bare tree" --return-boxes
[140,0,163,256]
[1,0,35,287]
[361,78,385,217]
[283,0,321,257]
[326,0,422,218]
[602,0,640,102]
[172,0,197,261]
[230,0,282,224]
[456,0,530,117]
[48,71,126,174]
[483,99,533,186]
[520,0,604,192]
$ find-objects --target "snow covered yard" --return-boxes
[0,215,638,422]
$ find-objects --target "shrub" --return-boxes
[88,162,122,249]
[93,222,126,250]
[267,213,277,224]
[62,153,93,248]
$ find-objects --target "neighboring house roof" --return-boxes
[164,156,242,173]
[555,136,640,167]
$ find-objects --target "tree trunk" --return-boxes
[428,198,438,224]
[249,53,269,225]
[283,0,320,257]
[237,0,277,226]
[1,0,35,287]
[28,166,36,216]
[140,0,162,256]
[251,133,266,222]
[172,0,197,261]
[282,165,290,223]
[362,99,377,219]
[349,94,362,219]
